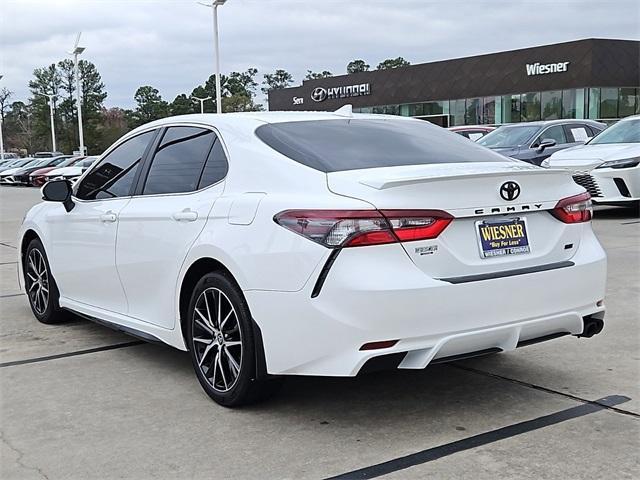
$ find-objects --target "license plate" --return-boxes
[476,218,530,258]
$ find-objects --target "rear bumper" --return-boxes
[246,228,606,376]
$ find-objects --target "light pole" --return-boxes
[0,75,4,160]
[191,95,212,114]
[69,33,86,154]
[37,93,57,152]
[198,0,228,114]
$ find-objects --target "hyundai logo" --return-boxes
[311,87,327,102]
[500,181,521,201]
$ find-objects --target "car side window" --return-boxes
[532,125,566,147]
[565,125,590,143]
[76,131,155,200]
[142,127,216,195]
[198,137,229,189]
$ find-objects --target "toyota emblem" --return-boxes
[500,181,520,201]
[311,87,327,102]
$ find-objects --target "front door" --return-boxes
[46,130,157,314]
[115,126,229,328]
[528,124,572,165]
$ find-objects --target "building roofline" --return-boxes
[297,37,640,87]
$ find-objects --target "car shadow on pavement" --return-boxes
[133,341,567,423]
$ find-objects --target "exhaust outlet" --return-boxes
[577,314,605,338]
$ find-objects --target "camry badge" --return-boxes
[500,181,520,201]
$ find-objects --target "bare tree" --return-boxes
[0,87,13,123]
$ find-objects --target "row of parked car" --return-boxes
[0,154,98,187]
[2,115,638,207]
[449,115,639,206]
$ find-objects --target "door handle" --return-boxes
[173,209,198,222]
[100,211,117,223]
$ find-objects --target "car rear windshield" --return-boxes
[255,119,509,172]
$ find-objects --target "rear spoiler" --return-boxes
[359,168,565,190]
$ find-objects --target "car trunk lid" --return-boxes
[327,162,586,280]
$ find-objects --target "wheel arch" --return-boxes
[20,229,41,264]
[178,257,239,348]
[177,256,270,380]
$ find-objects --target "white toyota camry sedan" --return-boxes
[18,110,607,406]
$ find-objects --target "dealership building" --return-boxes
[268,38,640,126]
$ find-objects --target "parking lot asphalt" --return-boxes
[1,186,638,480]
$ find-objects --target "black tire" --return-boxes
[186,271,282,407]
[23,238,67,324]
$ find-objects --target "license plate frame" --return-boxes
[475,217,531,259]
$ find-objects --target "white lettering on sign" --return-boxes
[526,62,570,76]
[293,96,304,105]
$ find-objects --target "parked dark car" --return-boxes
[477,120,606,165]
[29,156,85,186]
[3,156,71,185]
[448,125,495,141]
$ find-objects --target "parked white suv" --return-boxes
[543,115,639,205]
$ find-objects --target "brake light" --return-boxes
[274,209,452,248]
[550,192,592,223]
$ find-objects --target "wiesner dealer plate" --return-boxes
[476,218,531,258]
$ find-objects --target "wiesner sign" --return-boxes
[526,61,570,76]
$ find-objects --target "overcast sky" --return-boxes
[1,0,638,109]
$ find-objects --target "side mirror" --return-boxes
[536,138,556,153]
[42,179,75,212]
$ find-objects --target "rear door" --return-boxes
[115,125,228,328]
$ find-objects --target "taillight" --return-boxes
[274,209,452,248]
[550,192,592,223]
[381,210,453,241]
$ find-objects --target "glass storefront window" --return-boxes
[541,90,562,120]
[588,88,600,119]
[600,88,618,118]
[408,103,424,116]
[450,99,465,126]
[424,101,446,116]
[521,92,541,121]
[562,89,577,118]
[465,98,482,125]
[619,88,638,117]
[360,86,639,124]
[501,94,521,123]
[373,105,400,115]
[482,97,496,124]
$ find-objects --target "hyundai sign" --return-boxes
[310,83,371,102]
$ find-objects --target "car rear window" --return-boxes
[255,119,509,172]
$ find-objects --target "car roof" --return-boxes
[126,110,422,135]
[618,114,640,122]
[500,119,606,128]
[448,125,495,131]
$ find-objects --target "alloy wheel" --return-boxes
[25,249,49,316]
[192,287,243,392]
